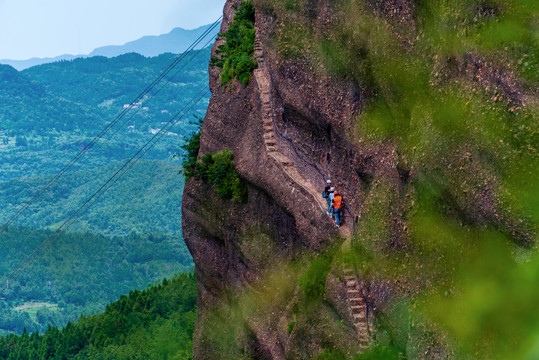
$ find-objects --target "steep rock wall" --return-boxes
[182,0,535,359]
[182,1,392,358]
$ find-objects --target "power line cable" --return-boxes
[0,86,210,294]
[0,16,222,236]
[90,32,218,156]
[25,31,219,219]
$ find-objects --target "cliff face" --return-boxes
[183,1,377,357]
[182,0,536,359]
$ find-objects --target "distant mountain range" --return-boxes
[0,22,221,71]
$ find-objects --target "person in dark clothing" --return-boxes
[322,180,332,215]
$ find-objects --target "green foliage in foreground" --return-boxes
[0,272,197,359]
[253,0,536,357]
[210,1,257,86]
[0,226,192,335]
[298,250,334,300]
[354,346,400,360]
[186,149,248,203]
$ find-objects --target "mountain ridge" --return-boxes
[0,23,220,71]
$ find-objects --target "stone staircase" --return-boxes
[253,37,370,350]
[253,38,326,212]
[343,267,371,350]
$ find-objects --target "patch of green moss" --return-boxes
[238,225,275,266]
[210,1,257,86]
[286,316,296,334]
[313,348,346,360]
[298,249,335,299]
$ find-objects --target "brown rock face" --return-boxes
[182,0,534,358]
[182,1,380,357]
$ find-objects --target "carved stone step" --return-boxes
[351,305,366,310]
[267,147,277,152]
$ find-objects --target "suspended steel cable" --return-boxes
[90,31,218,157]
[23,29,219,218]
[0,86,210,294]
[0,16,222,236]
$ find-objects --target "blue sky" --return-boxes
[0,0,226,60]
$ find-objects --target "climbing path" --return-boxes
[343,266,371,349]
[253,38,326,213]
[254,37,370,349]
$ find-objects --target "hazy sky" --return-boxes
[0,0,226,60]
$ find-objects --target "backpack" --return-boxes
[322,190,327,198]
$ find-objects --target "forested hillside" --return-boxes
[0,272,196,359]
[0,160,184,237]
[0,49,210,182]
[0,226,192,335]
[0,46,210,337]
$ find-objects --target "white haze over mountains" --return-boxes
[0,0,226,61]
[0,23,221,71]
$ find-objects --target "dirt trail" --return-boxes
[254,38,354,237]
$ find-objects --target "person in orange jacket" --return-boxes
[333,190,343,227]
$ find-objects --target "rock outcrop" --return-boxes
[182,0,536,359]
[182,2,375,357]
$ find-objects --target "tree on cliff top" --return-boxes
[210,0,257,86]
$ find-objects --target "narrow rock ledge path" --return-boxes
[253,38,326,213]
[253,36,370,350]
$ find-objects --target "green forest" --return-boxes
[0,225,192,335]
[0,160,184,237]
[0,48,210,182]
[0,272,196,359]
[0,46,210,339]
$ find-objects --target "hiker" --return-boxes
[322,180,332,215]
[328,187,336,217]
[333,190,343,227]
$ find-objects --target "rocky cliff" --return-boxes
[182,0,537,359]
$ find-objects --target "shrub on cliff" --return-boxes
[187,149,248,203]
[181,130,201,180]
[210,1,257,86]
